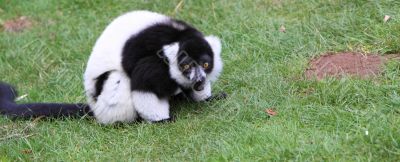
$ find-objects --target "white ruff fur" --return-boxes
[163,43,192,88]
[204,36,223,82]
[132,91,170,122]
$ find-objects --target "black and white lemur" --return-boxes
[0,10,224,124]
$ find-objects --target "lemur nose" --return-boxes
[193,77,205,91]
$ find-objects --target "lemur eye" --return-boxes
[182,64,190,70]
[203,62,209,69]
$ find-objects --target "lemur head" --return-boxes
[163,35,222,91]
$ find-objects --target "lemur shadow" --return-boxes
[169,91,227,117]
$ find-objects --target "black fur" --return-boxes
[122,21,214,98]
[94,71,111,101]
[0,82,92,118]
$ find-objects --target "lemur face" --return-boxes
[176,38,214,91]
[163,35,222,91]
[177,52,212,91]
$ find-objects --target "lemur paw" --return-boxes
[205,91,227,102]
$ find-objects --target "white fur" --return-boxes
[189,68,195,81]
[171,21,186,30]
[84,11,171,123]
[132,91,170,122]
[84,11,170,82]
[191,81,212,101]
[91,71,137,124]
[198,66,206,80]
[163,43,192,88]
[205,35,223,82]
[174,88,182,95]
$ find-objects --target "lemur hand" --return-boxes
[205,91,227,102]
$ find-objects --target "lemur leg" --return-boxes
[191,81,212,102]
[93,71,137,124]
[132,91,170,122]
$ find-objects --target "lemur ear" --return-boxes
[162,42,179,62]
[205,35,221,56]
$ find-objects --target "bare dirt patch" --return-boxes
[305,52,400,80]
[2,16,33,32]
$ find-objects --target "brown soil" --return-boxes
[2,16,33,32]
[305,52,400,80]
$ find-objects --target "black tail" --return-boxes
[0,82,93,118]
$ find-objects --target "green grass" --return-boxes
[1,0,400,161]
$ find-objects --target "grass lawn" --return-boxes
[1,0,400,161]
